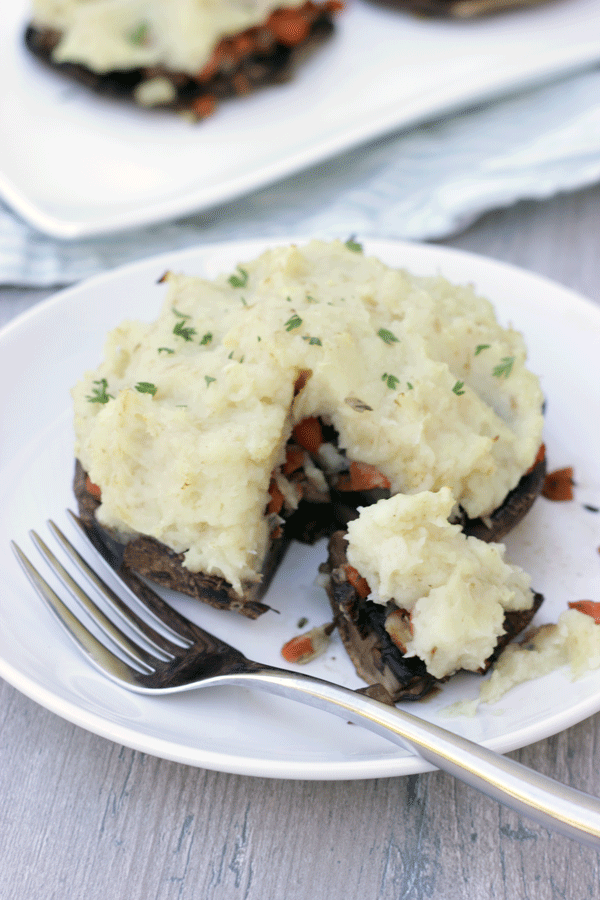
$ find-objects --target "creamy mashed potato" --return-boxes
[31,0,307,74]
[346,488,534,678]
[72,239,543,595]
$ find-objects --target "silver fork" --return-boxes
[11,513,600,849]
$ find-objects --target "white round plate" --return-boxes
[1,237,599,780]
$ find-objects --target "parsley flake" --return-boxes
[200,332,213,346]
[382,373,400,390]
[407,382,414,390]
[493,356,515,378]
[378,328,400,345]
[158,347,174,354]
[135,382,157,396]
[475,344,491,356]
[228,267,248,288]
[345,236,363,253]
[172,307,191,319]
[204,376,216,387]
[302,336,322,346]
[452,380,466,396]
[86,378,113,404]
[285,314,303,332]
[129,21,149,44]
[173,319,196,341]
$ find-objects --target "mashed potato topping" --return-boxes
[72,240,543,595]
[346,488,534,678]
[31,0,307,74]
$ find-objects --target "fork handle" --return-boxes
[218,666,600,848]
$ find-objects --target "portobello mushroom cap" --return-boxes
[23,9,336,116]
[324,529,544,702]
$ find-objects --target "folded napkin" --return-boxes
[1,65,600,287]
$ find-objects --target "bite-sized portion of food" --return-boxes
[25,0,343,117]
[325,489,544,700]
[72,239,545,619]
[374,0,549,18]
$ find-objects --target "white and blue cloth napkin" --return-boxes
[1,64,600,287]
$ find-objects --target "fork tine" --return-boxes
[11,540,152,679]
[66,510,196,646]
[48,519,191,654]
[28,530,164,671]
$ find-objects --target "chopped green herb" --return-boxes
[377,328,400,345]
[240,296,247,306]
[257,335,261,341]
[475,343,491,356]
[382,373,400,390]
[302,336,322,346]
[228,267,248,288]
[158,347,174,354]
[452,380,466,396]
[129,21,149,44]
[172,307,191,319]
[297,617,308,629]
[200,332,213,346]
[306,294,317,303]
[135,382,157,396]
[285,314,303,332]
[86,378,113,404]
[407,382,413,390]
[286,296,292,302]
[345,236,363,253]
[205,376,216,387]
[493,356,515,378]
[173,319,196,341]
[228,351,234,359]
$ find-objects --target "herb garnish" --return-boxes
[129,21,149,44]
[452,380,466,396]
[345,236,363,253]
[135,382,157,396]
[86,378,113,404]
[493,356,515,378]
[200,332,213,345]
[158,347,174,354]
[228,267,248,288]
[285,314,303,331]
[382,373,400,390]
[172,307,191,319]
[302,335,322,346]
[407,382,413,390]
[205,376,216,387]
[173,319,196,341]
[378,328,400,345]
[475,344,490,356]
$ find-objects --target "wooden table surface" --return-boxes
[1,184,600,899]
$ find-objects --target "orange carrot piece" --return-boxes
[568,600,600,624]
[85,476,101,500]
[525,443,546,474]
[337,461,391,492]
[542,466,574,502]
[292,417,323,454]
[191,94,217,119]
[267,479,284,515]
[281,623,334,664]
[343,564,371,599]
[283,446,305,475]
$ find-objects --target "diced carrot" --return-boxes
[191,94,217,119]
[292,416,323,454]
[337,461,391,493]
[283,446,305,475]
[281,622,334,664]
[525,443,546,474]
[568,600,600,625]
[267,9,311,46]
[542,466,574,502]
[85,476,101,500]
[267,479,284,515]
[343,564,370,599]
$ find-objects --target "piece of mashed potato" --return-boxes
[346,487,534,679]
